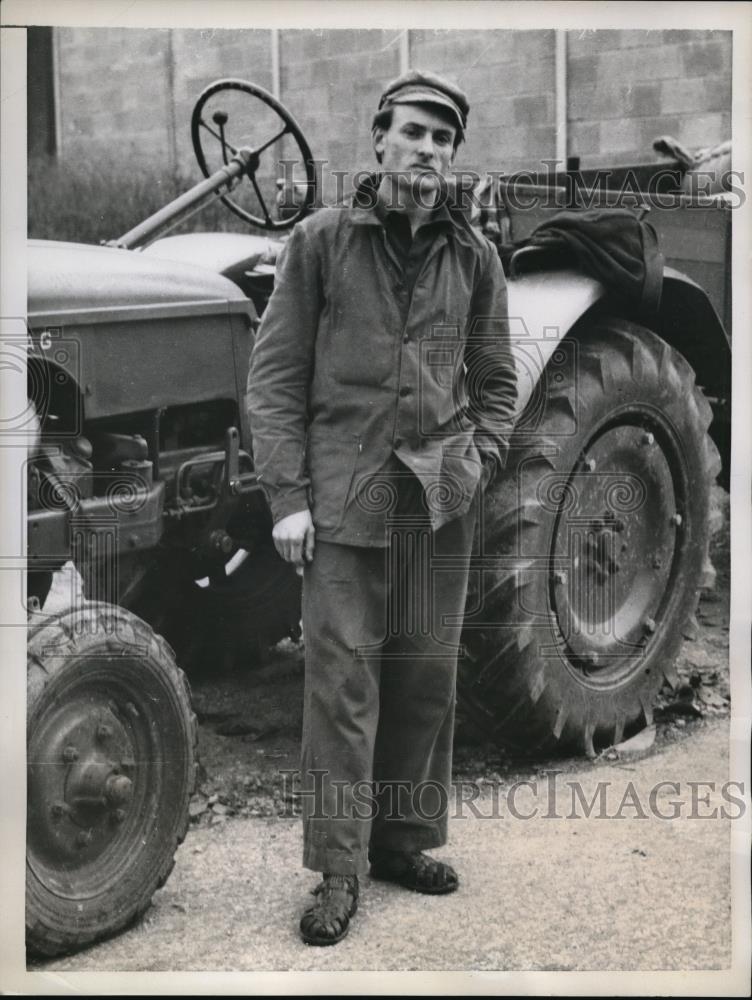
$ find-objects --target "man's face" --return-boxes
[373,103,457,198]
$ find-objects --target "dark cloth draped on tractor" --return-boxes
[501,208,665,317]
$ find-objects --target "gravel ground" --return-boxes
[31,718,733,973]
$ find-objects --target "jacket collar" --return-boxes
[349,172,477,247]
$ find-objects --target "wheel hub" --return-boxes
[580,511,623,584]
[550,422,682,679]
[31,701,136,865]
[66,758,133,813]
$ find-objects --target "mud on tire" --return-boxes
[26,603,197,957]
[458,319,721,756]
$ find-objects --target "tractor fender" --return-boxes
[506,268,604,415]
[655,266,731,401]
[506,264,731,416]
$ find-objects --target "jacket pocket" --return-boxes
[329,324,396,387]
[306,430,361,532]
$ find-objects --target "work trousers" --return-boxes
[300,469,477,875]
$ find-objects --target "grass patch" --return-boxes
[28,153,264,245]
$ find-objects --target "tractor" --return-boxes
[25,79,730,955]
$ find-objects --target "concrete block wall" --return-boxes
[278,30,402,202]
[56,28,176,161]
[56,28,273,165]
[409,30,557,176]
[51,27,732,193]
[567,29,732,167]
[170,27,273,163]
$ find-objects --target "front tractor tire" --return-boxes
[459,319,720,756]
[26,604,197,957]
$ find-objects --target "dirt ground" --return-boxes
[27,488,739,976]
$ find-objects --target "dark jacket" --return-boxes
[247,184,517,546]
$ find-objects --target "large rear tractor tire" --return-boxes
[26,603,197,956]
[458,319,721,756]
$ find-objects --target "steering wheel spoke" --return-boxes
[191,78,316,231]
[249,173,273,227]
[255,124,291,157]
[197,118,239,158]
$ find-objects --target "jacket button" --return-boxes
[399,386,411,397]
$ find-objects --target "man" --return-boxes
[248,69,517,945]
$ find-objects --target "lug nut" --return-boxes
[76,830,92,848]
[63,745,79,763]
[670,513,682,527]
[583,458,596,472]
[112,809,126,824]
[641,432,655,446]
[50,802,68,819]
[105,774,133,806]
[554,571,568,585]
[653,557,662,569]
[584,652,600,667]
[96,724,113,741]
[644,618,657,634]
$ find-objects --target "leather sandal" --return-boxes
[369,849,459,894]
[299,873,359,946]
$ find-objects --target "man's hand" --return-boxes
[272,509,315,570]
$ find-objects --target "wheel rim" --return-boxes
[27,658,174,900]
[549,412,686,688]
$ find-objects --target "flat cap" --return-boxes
[378,69,469,133]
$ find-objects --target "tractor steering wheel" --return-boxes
[191,78,316,231]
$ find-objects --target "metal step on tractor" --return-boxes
[24,79,731,956]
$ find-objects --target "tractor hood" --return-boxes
[142,232,283,275]
[27,239,251,327]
